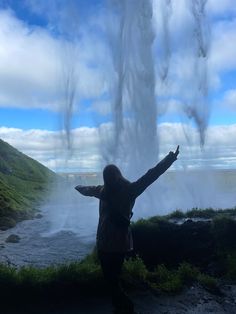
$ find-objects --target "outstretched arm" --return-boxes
[75,185,103,199]
[130,145,179,199]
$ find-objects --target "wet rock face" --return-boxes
[6,234,20,243]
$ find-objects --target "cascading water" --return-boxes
[158,0,172,84]
[51,0,213,223]
[101,0,232,217]
[104,0,158,180]
[59,2,80,155]
[184,0,210,147]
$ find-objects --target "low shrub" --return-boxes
[197,273,218,291]
[0,263,17,286]
[177,262,200,284]
[122,256,148,288]
[186,207,215,219]
[150,264,183,293]
[167,210,185,219]
[225,252,236,281]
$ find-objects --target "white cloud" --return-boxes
[221,89,236,111]
[0,9,109,111]
[0,126,101,172]
[0,2,235,113]
[0,9,61,110]
[0,0,235,152]
[90,100,111,116]
[1,123,236,172]
[210,18,236,73]
[207,0,236,16]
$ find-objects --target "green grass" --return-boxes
[0,255,220,303]
[149,264,183,293]
[197,273,218,291]
[147,262,219,294]
[0,139,57,229]
[1,209,236,306]
[165,207,236,220]
[122,256,148,288]
[166,209,186,219]
[0,252,106,304]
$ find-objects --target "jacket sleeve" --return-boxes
[74,185,103,199]
[129,152,177,199]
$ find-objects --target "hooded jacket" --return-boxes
[75,152,177,253]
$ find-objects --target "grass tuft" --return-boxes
[197,274,218,291]
[122,256,148,286]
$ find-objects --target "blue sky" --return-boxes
[0,0,236,171]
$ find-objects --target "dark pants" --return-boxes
[98,250,125,286]
[98,250,134,313]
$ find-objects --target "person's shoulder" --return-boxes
[120,178,131,190]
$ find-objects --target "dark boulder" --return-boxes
[35,213,43,219]
[6,234,20,243]
[0,217,16,230]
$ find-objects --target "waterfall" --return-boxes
[106,0,158,179]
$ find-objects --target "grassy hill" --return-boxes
[0,138,57,230]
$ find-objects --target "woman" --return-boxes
[75,145,179,313]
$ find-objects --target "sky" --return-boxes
[0,0,236,172]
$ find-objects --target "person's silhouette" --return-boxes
[75,145,179,313]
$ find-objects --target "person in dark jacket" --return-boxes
[75,145,179,313]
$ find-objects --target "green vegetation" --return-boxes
[0,255,220,307]
[166,207,236,220]
[131,209,236,267]
[0,208,236,308]
[0,255,106,308]
[166,209,186,219]
[0,139,57,230]
[225,252,236,281]
[133,211,236,284]
[119,255,202,294]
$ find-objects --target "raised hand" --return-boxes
[174,145,179,158]
[169,145,179,160]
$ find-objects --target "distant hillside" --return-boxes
[0,138,57,230]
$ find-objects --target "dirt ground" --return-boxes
[3,284,236,314]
